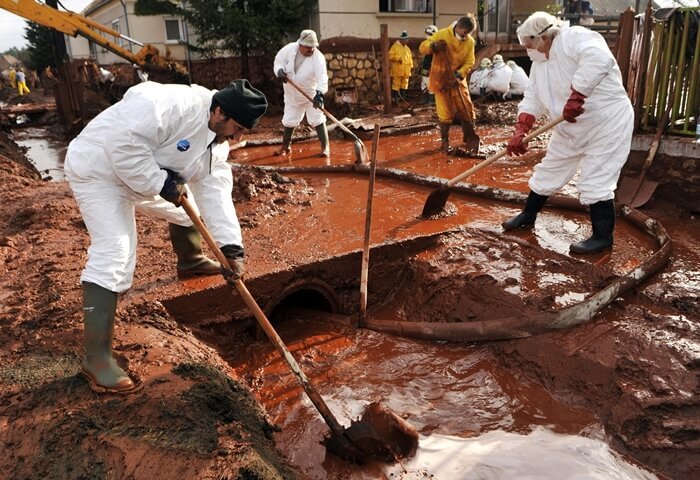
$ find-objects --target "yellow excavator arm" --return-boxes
[0,0,145,66]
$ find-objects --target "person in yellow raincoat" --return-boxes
[16,69,31,96]
[419,15,480,154]
[9,66,17,89]
[389,31,413,104]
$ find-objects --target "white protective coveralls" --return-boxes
[64,82,242,292]
[469,65,490,96]
[485,61,512,96]
[519,23,633,205]
[274,42,329,128]
[507,62,529,96]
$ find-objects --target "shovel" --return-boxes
[616,101,671,208]
[285,77,368,165]
[179,196,418,463]
[421,115,564,217]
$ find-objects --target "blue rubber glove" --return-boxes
[313,90,324,109]
[159,168,187,206]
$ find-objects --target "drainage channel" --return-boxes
[223,311,658,479]
[163,222,664,478]
[12,126,67,181]
[161,127,669,477]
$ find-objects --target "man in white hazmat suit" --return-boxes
[64,79,268,393]
[468,58,491,97]
[420,25,438,105]
[274,29,330,157]
[502,12,633,254]
[485,54,512,99]
[505,60,528,98]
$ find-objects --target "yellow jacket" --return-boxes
[389,41,413,78]
[419,25,475,92]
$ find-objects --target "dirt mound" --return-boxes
[382,228,612,324]
[0,136,302,479]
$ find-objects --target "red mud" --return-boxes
[0,95,698,479]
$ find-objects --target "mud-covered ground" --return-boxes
[0,135,305,478]
[0,86,698,479]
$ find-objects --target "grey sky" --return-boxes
[1,0,92,52]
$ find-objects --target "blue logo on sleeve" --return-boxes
[177,139,190,152]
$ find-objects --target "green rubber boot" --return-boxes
[315,123,330,157]
[168,223,220,277]
[274,127,295,156]
[82,282,136,393]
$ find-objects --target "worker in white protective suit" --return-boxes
[274,29,330,157]
[485,54,512,99]
[64,80,268,394]
[469,58,491,97]
[420,25,438,105]
[502,11,633,254]
[505,60,528,99]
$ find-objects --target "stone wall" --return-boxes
[325,49,423,105]
[186,37,427,108]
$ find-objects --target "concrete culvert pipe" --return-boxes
[266,279,341,321]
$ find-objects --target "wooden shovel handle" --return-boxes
[285,77,360,141]
[179,196,347,435]
[446,115,565,188]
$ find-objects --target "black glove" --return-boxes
[159,168,187,206]
[454,71,463,80]
[277,68,288,82]
[220,244,245,284]
[313,90,324,109]
[430,40,446,53]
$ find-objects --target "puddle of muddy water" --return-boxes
[12,127,67,181]
[221,313,658,479]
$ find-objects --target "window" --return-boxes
[380,0,432,13]
[165,18,182,42]
[111,19,125,47]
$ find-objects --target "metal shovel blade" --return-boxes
[617,176,659,208]
[323,402,419,463]
[421,186,451,217]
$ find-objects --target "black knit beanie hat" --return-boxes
[213,79,268,129]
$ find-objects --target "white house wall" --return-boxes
[317,0,479,40]
[66,0,199,65]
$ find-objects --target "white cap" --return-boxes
[492,54,504,63]
[480,58,492,68]
[517,11,562,45]
[506,60,517,68]
[298,29,319,47]
[425,25,437,36]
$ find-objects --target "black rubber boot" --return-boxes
[274,127,295,155]
[82,282,136,393]
[502,191,549,231]
[168,223,220,277]
[439,122,451,152]
[570,199,615,254]
[459,118,481,155]
[315,123,330,157]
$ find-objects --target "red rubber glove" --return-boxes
[563,88,586,123]
[507,113,536,156]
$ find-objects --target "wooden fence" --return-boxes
[619,5,700,136]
